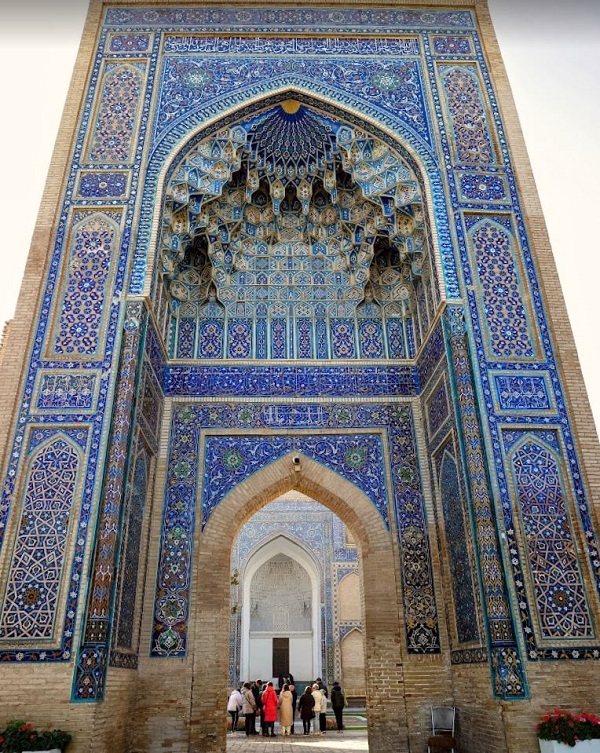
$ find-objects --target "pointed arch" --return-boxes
[137,84,455,313]
[188,452,408,753]
[240,534,322,681]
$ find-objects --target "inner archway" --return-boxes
[238,534,322,687]
[189,452,408,753]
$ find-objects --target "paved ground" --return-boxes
[226,727,368,753]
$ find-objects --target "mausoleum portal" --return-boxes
[0,2,598,753]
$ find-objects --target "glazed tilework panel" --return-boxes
[157,50,428,145]
[0,439,80,640]
[426,376,450,441]
[174,311,409,360]
[465,215,538,361]
[152,401,440,658]
[0,427,90,659]
[438,449,480,645]
[164,364,418,398]
[113,444,151,657]
[73,302,146,701]
[445,306,526,697]
[48,211,122,360]
[86,61,147,164]
[437,64,496,165]
[76,171,129,200]
[502,429,597,656]
[491,371,556,415]
[34,370,100,413]
[202,434,388,527]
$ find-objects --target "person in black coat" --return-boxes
[297,686,316,735]
[251,679,262,735]
[330,681,346,732]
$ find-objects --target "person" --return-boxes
[227,686,243,733]
[319,687,328,733]
[241,681,257,737]
[289,684,298,734]
[315,676,328,697]
[261,681,279,737]
[259,682,268,735]
[297,685,315,735]
[311,683,323,734]
[278,683,294,736]
[330,681,346,732]
[252,679,263,735]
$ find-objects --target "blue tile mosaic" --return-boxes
[0,3,597,717]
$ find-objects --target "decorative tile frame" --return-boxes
[151,400,441,659]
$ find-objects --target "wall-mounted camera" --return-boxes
[292,454,301,470]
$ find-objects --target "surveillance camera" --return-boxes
[292,455,301,465]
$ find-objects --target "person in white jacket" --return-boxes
[227,686,244,733]
[311,684,323,734]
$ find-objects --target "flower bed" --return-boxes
[0,720,71,752]
[538,710,600,748]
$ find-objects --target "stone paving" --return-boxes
[226,728,368,753]
[227,716,368,753]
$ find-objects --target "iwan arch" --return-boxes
[0,2,598,753]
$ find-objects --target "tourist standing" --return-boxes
[289,684,298,734]
[241,682,257,737]
[298,686,316,735]
[261,681,279,737]
[227,686,243,733]
[319,688,328,732]
[330,681,346,732]
[252,680,264,735]
[311,683,323,734]
[278,683,294,736]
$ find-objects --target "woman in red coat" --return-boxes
[261,681,279,737]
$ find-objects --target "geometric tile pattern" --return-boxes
[73,302,145,701]
[511,439,593,639]
[0,439,80,640]
[108,33,151,53]
[107,6,475,31]
[114,447,150,653]
[50,213,120,359]
[445,305,527,698]
[76,171,129,200]
[466,216,535,359]
[87,63,145,164]
[0,424,91,666]
[439,449,480,644]
[438,65,495,164]
[201,433,389,528]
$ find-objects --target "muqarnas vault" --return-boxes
[0,1,598,752]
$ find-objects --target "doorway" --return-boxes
[272,637,289,678]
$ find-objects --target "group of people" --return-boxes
[227,677,347,737]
